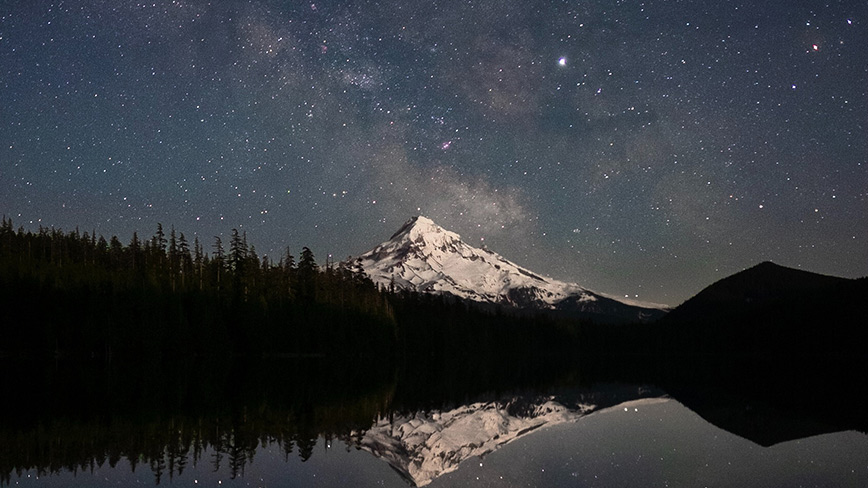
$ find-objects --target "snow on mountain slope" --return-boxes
[359,399,583,486]
[349,216,667,320]
[354,387,668,486]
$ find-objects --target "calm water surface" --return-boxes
[9,397,868,487]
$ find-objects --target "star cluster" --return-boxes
[2,1,866,304]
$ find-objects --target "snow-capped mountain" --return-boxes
[355,386,668,486]
[348,216,667,322]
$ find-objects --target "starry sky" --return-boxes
[2,0,866,305]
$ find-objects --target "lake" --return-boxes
[2,358,866,487]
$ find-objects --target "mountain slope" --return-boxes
[349,216,667,323]
[654,262,868,445]
[355,385,667,486]
[663,261,862,325]
[659,261,867,359]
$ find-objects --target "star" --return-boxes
[1,0,864,305]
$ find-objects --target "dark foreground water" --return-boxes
[2,358,866,487]
[8,399,868,488]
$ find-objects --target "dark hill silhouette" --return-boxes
[663,261,858,325]
[663,382,861,447]
[651,262,868,440]
[659,261,866,358]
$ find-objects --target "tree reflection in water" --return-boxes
[2,355,866,487]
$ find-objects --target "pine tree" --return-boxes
[229,229,247,273]
[178,232,191,290]
[169,226,179,292]
[128,231,143,276]
[109,236,123,269]
[298,247,318,301]
[154,223,167,254]
[213,236,225,290]
[298,247,317,274]
[280,247,295,301]
[281,247,295,270]
[193,236,204,291]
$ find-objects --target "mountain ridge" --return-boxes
[349,216,668,323]
[355,385,667,486]
[662,260,860,325]
[656,259,867,366]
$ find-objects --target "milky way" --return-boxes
[2,1,866,304]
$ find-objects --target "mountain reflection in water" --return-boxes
[357,385,666,486]
[2,358,866,487]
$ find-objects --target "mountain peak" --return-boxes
[390,215,455,241]
[348,217,668,321]
[357,388,667,486]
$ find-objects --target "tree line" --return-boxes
[0,216,586,365]
[0,357,399,486]
[0,216,396,362]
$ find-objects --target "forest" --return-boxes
[0,216,583,367]
[2,216,866,485]
[0,216,588,485]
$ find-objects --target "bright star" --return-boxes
[558,57,567,67]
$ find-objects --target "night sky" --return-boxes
[2,1,866,305]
